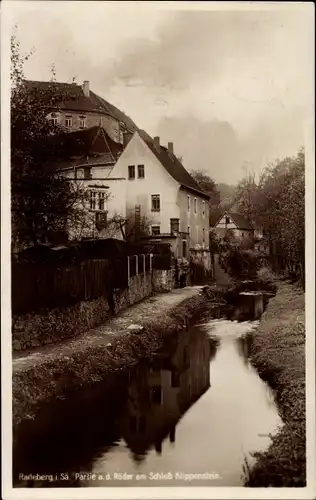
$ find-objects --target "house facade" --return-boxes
[213,212,254,243]
[25,80,138,145]
[55,126,127,240]
[108,131,210,259]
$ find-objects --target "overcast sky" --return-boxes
[7,2,313,184]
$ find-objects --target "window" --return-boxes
[65,115,72,127]
[151,225,160,236]
[187,195,190,211]
[170,218,180,234]
[79,116,86,128]
[98,192,106,211]
[187,226,190,237]
[138,164,145,178]
[202,201,205,216]
[203,228,205,243]
[128,165,135,179]
[194,198,197,214]
[241,232,244,238]
[84,167,92,179]
[225,216,231,225]
[89,191,97,210]
[182,240,187,258]
[50,112,58,125]
[151,194,160,212]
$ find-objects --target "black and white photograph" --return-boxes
[1,1,315,499]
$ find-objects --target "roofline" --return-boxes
[65,177,126,181]
[212,211,254,230]
[58,162,116,172]
[180,184,210,200]
[212,210,228,228]
[25,80,135,132]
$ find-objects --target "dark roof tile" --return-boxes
[227,212,253,230]
[43,126,123,171]
[25,80,139,132]
[138,131,209,199]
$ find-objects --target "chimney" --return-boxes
[167,142,174,155]
[153,136,160,150]
[82,80,90,98]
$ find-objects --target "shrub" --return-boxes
[222,247,261,279]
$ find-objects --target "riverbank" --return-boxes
[246,281,305,487]
[13,286,214,431]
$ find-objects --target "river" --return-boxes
[14,292,282,488]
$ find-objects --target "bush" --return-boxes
[222,247,261,279]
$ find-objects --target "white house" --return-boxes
[54,126,127,240]
[213,211,254,243]
[108,131,210,259]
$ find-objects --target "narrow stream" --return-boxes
[14,293,282,488]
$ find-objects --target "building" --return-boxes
[213,211,254,243]
[25,80,138,145]
[108,131,210,259]
[52,126,127,240]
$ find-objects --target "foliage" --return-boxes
[11,33,87,250]
[106,212,153,242]
[246,283,305,486]
[190,169,220,205]
[209,229,220,254]
[221,247,261,279]
[233,150,305,284]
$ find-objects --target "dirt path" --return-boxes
[13,286,203,374]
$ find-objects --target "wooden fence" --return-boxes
[12,259,114,315]
[12,252,172,315]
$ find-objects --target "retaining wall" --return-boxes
[12,268,176,352]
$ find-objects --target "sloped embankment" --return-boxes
[13,288,215,431]
[246,282,305,487]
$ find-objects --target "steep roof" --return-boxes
[24,80,139,133]
[221,212,253,230]
[44,126,123,171]
[138,131,210,200]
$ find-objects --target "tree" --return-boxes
[11,32,86,251]
[232,149,305,284]
[105,212,153,242]
[190,169,220,206]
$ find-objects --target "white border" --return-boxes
[1,2,315,500]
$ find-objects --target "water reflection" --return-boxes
[120,328,210,460]
[13,327,212,488]
[13,294,282,489]
[231,293,264,321]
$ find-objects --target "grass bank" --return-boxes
[246,281,305,487]
[13,290,213,431]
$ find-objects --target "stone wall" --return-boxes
[12,271,154,352]
[152,267,175,293]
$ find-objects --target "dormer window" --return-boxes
[79,115,86,129]
[65,115,72,128]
